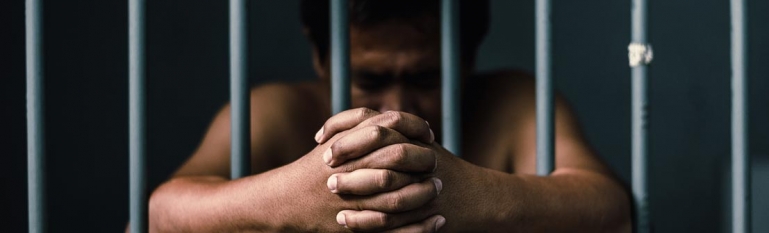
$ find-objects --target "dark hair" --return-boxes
[300,0,490,64]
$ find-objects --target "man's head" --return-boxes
[300,0,489,121]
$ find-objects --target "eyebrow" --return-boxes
[353,69,440,79]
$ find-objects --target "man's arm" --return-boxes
[149,164,306,232]
[496,76,632,231]
[319,78,632,232]
[426,75,631,231]
[147,84,442,232]
[148,84,322,232]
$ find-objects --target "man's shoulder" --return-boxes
[463,69,540,135]
[468,69,536,106]
[249,81,329,116]
[251,81,326,105]
[470,69,534,91]
[250,81,324,100]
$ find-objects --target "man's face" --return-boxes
[347,18,444,126]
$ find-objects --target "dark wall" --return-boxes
[1,0,767,232]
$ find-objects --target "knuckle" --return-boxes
[356,108,374,120]
[370,125,387,140]
[388,192,404,211]
[375,213,391,227]
[376,170,394,189]
[390,145,409,166]
[384,111,403,126]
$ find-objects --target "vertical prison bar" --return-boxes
[331,0,350,114]
[230,0,250,179]
[731,0,750,232]
[441,0,461,156]
[631,0,650,232]
[26,0,45,232]
[535,0,554,175]
[129,0,147,232]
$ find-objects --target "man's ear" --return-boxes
[303,28,330,80]
[311,47,329,81]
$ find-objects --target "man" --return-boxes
[147,0,631,232]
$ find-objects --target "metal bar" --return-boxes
[230,0,250,179]
[731,0,750,231]
[331,0,350,114]
[631,0,650,232]
[441,0,461,156]
[129,0,147,232]
[441,0,462,156]
[535,0,554,175]
[26,0,45,232]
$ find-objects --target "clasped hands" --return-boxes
[314,108,451,232]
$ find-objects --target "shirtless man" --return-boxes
[147,0,632,232]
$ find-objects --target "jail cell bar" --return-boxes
[230,0,251,179]
[331,0,351,114]
[129,0,148,232]
[441,0,461,156]
[25,0,45,232]
[731,0,750,232]
[24,0,757,232]
[535,0,555,175]
[630,0,650,232]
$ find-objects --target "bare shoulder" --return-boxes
[249,82,328,115]
[248,81,330,124]
[247,81,329,165]
[466,69,536,119]
[173,81,328,177]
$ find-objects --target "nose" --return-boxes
[377,85,415,113]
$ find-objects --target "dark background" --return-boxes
[1,0,767,232]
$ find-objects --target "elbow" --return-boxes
[603,209,632,233]
[147,183,179,233]
[559,168,633,233]
[603,201,632,233]
[599,174,633,233]
[124,186,169,233]
[147,181,176,233]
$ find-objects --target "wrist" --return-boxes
[435,156,519,232]
[221,164,309,231]
[244,154,344,232]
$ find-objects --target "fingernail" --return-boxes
[433,178,443,195]
[432,156,438,173]
[314,126,324,143]
[435,216,446,231]
[323,147,333,165]
[336,212,347,226]
[429,129,435,143]
[426,121,434,143]
[327,175,338,193]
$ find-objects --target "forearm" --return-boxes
[480,168,632,232]
[148,172,291,232]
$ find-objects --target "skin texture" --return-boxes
[145,17,632,232]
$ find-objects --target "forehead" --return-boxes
[349,19,441,74]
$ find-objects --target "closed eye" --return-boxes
[406,71,440,90]
[354,72,392,91]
